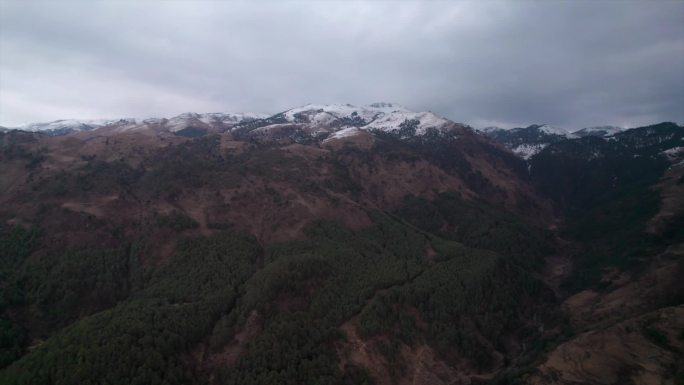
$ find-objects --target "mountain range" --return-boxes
[0,103,683,385]
[0,103,452,137]
[0,104,653,161]
[478,124,631,159]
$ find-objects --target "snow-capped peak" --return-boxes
[363,110,451,135]
[534,124,572,136]
[478,123,578,159]
[9,118,138,135]
[572,125,625,137]
[477,124,573,137]
[281,103,412,121]
[160,112,269,132]
[478,126,506,134]
[4,112,270,135]
[277,103,453,135]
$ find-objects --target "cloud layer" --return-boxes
[1,0,682,129]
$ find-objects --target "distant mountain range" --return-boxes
[0,113,269,136]
[477,124,630,158]
[0,103,457,138]
[6,106,672,163]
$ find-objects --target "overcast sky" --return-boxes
[0,1,682,129]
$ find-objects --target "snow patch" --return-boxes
[513,143,548,159]
[537,124,574,137]
[363,111,451,134]
[323,127,362,142]
[662,146,684,157]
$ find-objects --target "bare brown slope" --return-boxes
[530,305,684,385]
[0,126,552,251]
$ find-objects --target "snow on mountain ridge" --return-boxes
[4,104,457,140]
[478,124,626,139]
[572,125,625,137]
[479,126,505,134]
[477,124,577,159]
[277,103,453,136]
[6,112,269,135]
[477,124,573,136]
[534,124,575,137]
[13,118,138,133]
[281,103,410,125]
[323,126,363,143]
[364,110,451,135]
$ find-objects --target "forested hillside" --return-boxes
[0,118,682,384]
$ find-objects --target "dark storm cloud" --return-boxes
[0,0,682,129]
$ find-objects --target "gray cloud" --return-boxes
[1,0,682,129]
